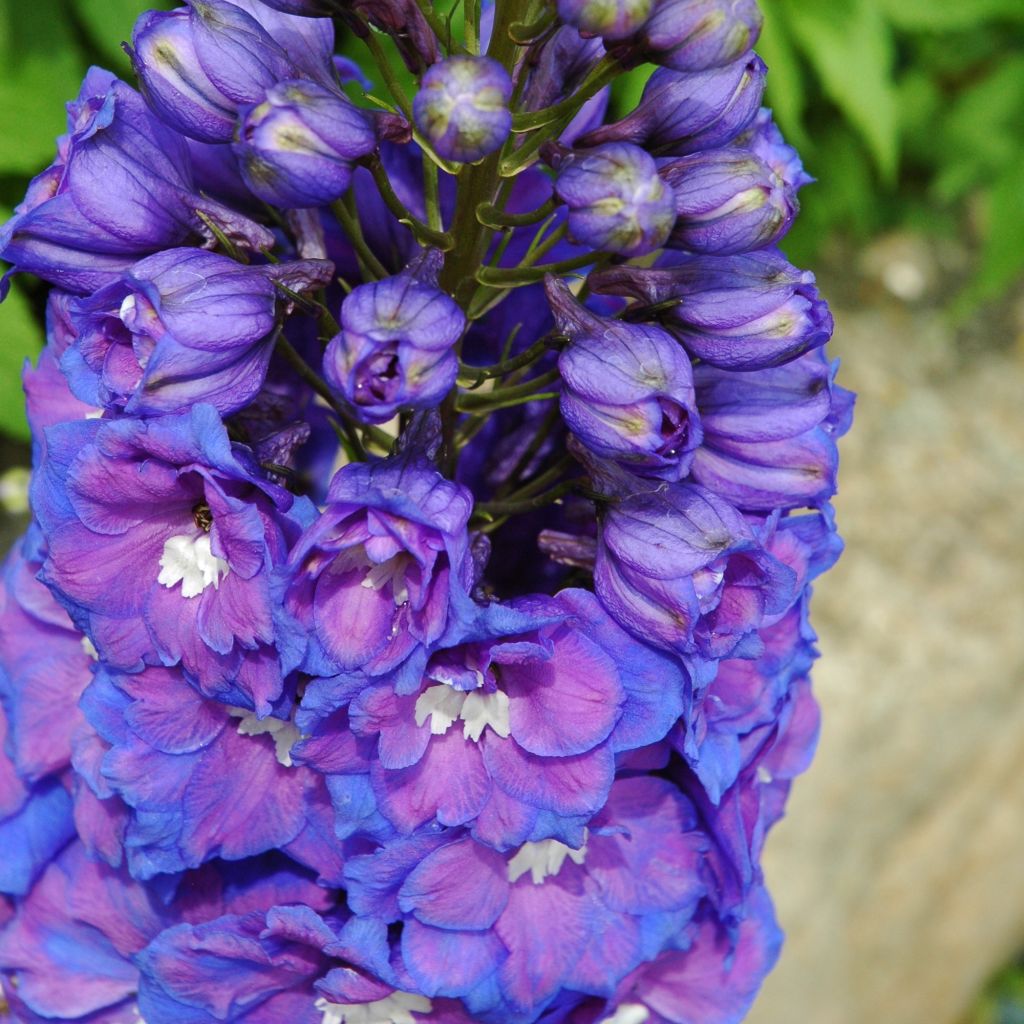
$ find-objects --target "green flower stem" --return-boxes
[423,154,443,233]
[476,251,596,287]
[476,198,556,229]
[473,477,578,520]
[366,156,454,249]
[360,29,415,119]
[456,367,560,412]
[509,7,557,44]
[331,198,388,280]
[510,54,622,131]
[458,332,564,387]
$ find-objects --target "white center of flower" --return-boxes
[80,635,99,661]
[315,992,433,1024]
[158,534,230,599]
[227,708,300,767]
[507,833,589,885]
[601,1004,650,1024]
[358,552,410,606]
[119,293,137,322]
[414,683,510,743]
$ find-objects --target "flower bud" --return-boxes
[129,8,238,142]
[636,0,762,72]
[235,80,377,208]
[580,55,765,156]
[548,277,700,480]
[413,56,512,163]
[324,254,464,423]
[557,0,654,42]
[661,149,797,255]
[250,0,334,12]
[555,143,676,256]
[590,252,833,370]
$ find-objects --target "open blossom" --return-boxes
[31,404,313,712]
[0,0,845,1016]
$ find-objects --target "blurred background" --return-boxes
[0,1,1022,1021]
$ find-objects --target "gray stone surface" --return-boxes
[748,291,1024,1024]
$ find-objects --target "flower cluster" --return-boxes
[0,1,851,1022]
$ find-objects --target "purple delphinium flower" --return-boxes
[32,405,314,712]
[413,56,513,163]
[278,454,476,691]
[63,248,334,416]
[547,277,701,480]
[77,662,332,880]
[554,143,677,257]
[591,251,834,370]
[324,255,464,424]
[592,468,796,660]
[0,69,273,295]
[235,80,379,208]
[346,777,709,1015]
[0,841,332,1024]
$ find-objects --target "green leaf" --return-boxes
[757,0,810,152]
[875,0,1024,32]
[71,0,172,71]
[0,0,85,175]
[779,0,899,183]
[955,154,1024,315]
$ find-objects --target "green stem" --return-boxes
[476,198,556,229]
[367,156,454,249]
[456,367,560,411]
[474,478,577,519]
[510,55,621,131]
[331,198,389,280]
[423,158,443,233]
[476,251,595,288]
[458,332,562,386]
[361,30,414,120]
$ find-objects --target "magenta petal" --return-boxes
[398,838,509,930]
[484,737,614,818]
[503,626,622,757]
[402,920,506,997]
[374,728,491,833]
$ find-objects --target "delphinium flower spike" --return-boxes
[0,1,850,1021]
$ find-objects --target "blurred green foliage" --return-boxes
[964,959,1024,1024]
[757,0,1024,312]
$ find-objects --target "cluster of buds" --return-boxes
[0,1,850,1023]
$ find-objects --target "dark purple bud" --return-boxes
[555,142,676,256]
[129,8,238,142]
[413,56,512,163]
[234,80,377,208]
[324,252,464,423]
[590,251,833,370]
[63,248,334,415]
[519,26,606,114]
[548,277,700,479]
[557,0,654,42]
[660,149,797,255]
[594,475,796,658]
[0,70,273,294]
[635,0,762,72]
[341,0,440,74]
[580,55,765,156]
[690,351,843,510]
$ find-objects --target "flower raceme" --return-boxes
[0,0,849,1021]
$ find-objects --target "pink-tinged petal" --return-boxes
[181,726,308,863]
[470,784,538,850]
[632,889,782,1024]
[564,894,643,996]
[484,737,614,818]
[496,875,591,1010]
[502,626,623,757]
[196,569,275,652]
[118,668,225,754]
[350,686,430,770]
[402,920,506,997]
[374,728,491,833]
[588,778,708,915]
[293,709,374,775]
[314,566,397,669]
[398,838,509,931]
